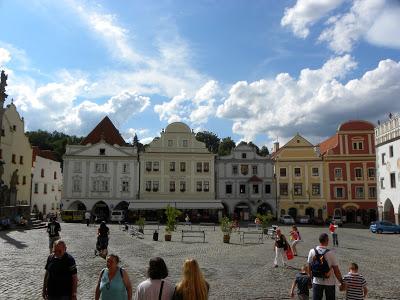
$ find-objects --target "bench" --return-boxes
[177,222,193,230]
[198,223,216,231]
[181,230,206,243]
[240,231,264,244]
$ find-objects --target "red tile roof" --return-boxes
[81,116,126,146]
[318,134,338,155]
[32,146,59,162]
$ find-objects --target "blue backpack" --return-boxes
[311,248,330,278]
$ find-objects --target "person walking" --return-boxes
[290,225,301,256]
[47,217,61,254]
[135,257,174,300]
[95,254,132,300]
[342,262,368,300]
[274,228,289,268]
[96,221,110,258]
[307,233,345,300]
[85,211,91,227]
[173,259,209,300]
[42,240,78,300]
[290,264,311,300]
[329,221,339,247]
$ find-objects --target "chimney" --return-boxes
[273,142,279,153]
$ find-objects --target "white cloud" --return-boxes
[281,0,345,38]
[154,90,188,123]
[0,48,11,66]
[217,56,400,141]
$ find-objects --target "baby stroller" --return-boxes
[95,236,109,258]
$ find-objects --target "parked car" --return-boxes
[279,215,295,225]
[110,210,126,222]
[370,221,400,234]
[312,217,325,225]
[333,216,343,226]
[296,215,311,224]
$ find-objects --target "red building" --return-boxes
[319,120,377,224]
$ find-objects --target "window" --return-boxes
[146,162,152,171]
[280,183,288,196]
[197,181,202,192]
[34,183,38,193]
[12,154,16,164]
[180,181,186,192]
[203,181,209,192]
[203,162,209,172]
[1,128,4,136]
[180,162,186,172]
[168,140,173,147]
[92,179,109,192]
[153,161,159,171]
[382,153,386,165]
[99,148,105,155]
[226,184,232,194]
[380,178,385,189]
[54,172,57,180]
[239,184,246,194]
[152,181,159,192]
[182,140,188,147]
[242,153,247,159]
[352,141,363,150]
[241,165,249,175]
[44,184,47,194]
[122,181,129,192]
[368,187,376,198]
[368,168,375,178]
[294,183,302,196]
[355,187,364,198]
[389,146,394,157]
[312,183,320,196]
[252,184,259,194]
[170,162,176,172]
[355,168,363,179]
[232,165,238,175]
[312,167,319,176]
[294,167,301,177]
[390,173,396,188]
[73,162,81,173]
[19,156,23,164]
[41,169,44,178]
[22,176,26,185]
[265,184,271,194]
[252,165,258,175]
[170,181,175,192]
[146,181,151,191]
[122,163,129,173]
[335,187,344,198]
[334,168,342,179]
[73,179,81,192]
[95,163,108,173]
[280,168,287,177]
[196,162,202,172]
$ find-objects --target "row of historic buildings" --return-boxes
[62,116,379,224]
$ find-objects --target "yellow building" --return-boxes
[1,102,33,205]
[273,134,326,220]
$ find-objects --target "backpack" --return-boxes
[311,248,331,278]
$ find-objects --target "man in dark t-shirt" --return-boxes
[47,218,61,253]
[43,240,78,300]
[290,264,311,299]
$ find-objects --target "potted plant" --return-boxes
[164,205,182,241]
[220,216,233,243]
[136,217,145,233]
[256,212,273,234]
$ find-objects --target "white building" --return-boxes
[62,117,139,220]
[375,114,400,224]
[216,142,275,220]
[31,147,62,216]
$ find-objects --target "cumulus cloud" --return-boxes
[217,56,400,142]
[0,48,11,66]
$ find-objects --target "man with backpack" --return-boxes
[307,233,345,300]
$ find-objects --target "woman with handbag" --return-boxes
[274,228,289,268]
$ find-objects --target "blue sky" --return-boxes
[1,0,400,149]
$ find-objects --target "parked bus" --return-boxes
[61,210,85,222]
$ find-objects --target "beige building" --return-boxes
[273,134,326,220]
[0,102,33,206]
[134,122,222,222]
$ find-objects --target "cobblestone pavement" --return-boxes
[1,223,399,300]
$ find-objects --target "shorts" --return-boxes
[49,236,60,250]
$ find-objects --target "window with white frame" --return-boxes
[312,183,320,196]
[180,162,186,172]
[355,168,363,179]
[203,162,210,172]
[280,183,288,196]
[170,162,176,172]
[335,187,344,198]
[145,181,151,191]
[226,184,232,194]
[153,161,160,171]
[239,184,246,194]
[196,162,202,172]
[196,181,202,192]
[170,181,175,192]
[312,167,319,176]
[380,178,385,189]
[146,161,152,171]
[368,168,375,178]
[368,186,376,198]
[294,167,301,177]
[180,181,186,192]
[355,187,364,198]
[294,183,302,196]
[92,179,109,192]
[252,165,258,175]
[122,181,129,192]
[334,168,342,179]
[232,165,238,175]
[153,181,159,192]
[252,184,259,194]
[352,141,364,150]
[203,181,209,192]
[280,168,287,177]
[95,163,108,173]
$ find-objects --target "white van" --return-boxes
[110,210,126,222]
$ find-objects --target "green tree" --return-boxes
[218,137,235,156]
[248,141,260,154]
[259,145,270,156]
[195,131,220,154]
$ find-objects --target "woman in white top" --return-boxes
[135,257,174,300]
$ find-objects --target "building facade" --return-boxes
[135,122,222,222]
[62,117,138,220]
[216,142,275,220]
[31,147,63,216]
[273,134,326,220]
[320,120,377,224]
[375,114,400,224]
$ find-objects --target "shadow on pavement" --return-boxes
[0,231,28,249]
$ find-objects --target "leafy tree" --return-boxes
[195,131,220,154]
[218,137,235,156]
[259,145,270,156]
[248,141,260,154]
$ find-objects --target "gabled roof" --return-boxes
[81,116,126,146]
[32,146,59,162]
[248,175,263,182]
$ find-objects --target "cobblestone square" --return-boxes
[1,223,399,300]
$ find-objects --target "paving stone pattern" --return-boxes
[1,223,399,299]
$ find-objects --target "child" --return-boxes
[290,264,311,300]
[329,221,339,247]
[342,262,368,300]
[289,225,301,256]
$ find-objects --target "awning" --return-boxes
[128,200,223,210]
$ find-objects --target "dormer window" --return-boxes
[99,148,106,155]
[242,153,247,159]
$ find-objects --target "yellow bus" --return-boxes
[61,210,85,222]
